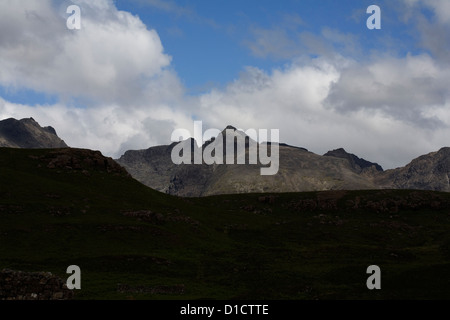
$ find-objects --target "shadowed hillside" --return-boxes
[1,147,450,299]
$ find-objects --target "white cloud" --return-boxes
[0,0,189,158]
[0,0,175,105]
[325,54,450,127]
[401,0,450,63]
[423,0,450,24]
[1,0,450,172]
[196,54,450,169]
[0,96,194,158]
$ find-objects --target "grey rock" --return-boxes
[0,117,68,149]
[376,147,450,192]
[116,128,382,197]
[323,148,383,172]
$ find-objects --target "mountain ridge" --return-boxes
[323,148,383,172]
[116,126,450,196]
[376,147,450,192]
[0,117,448,197]
[0,117,67,149]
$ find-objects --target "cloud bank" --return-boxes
[0,0,449,170]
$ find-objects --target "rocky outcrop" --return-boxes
[376,147,450,192]
[117,128,381,197]
[117,125,450,196]
[117,144,187,194]
[0,269,74,300]
[35,148,130,177]
[0,117,68,148]
[323,148,383,172]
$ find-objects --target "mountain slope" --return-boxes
[117,127,382,196]
[118,126,450,196]
[376,147,450,192]
[0,117,67,148]
[323,148,383,172]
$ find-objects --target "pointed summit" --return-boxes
[0,117,68,149]
[224,125,237,131]
[217,125,257,147]
[324,148,383,172]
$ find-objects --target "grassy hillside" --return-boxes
[1,147,450,299]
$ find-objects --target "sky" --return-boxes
[0,0,449,169]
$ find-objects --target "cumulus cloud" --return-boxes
[199,0,450,168]
[1,0,450,171]
[0,0,190,157]
[195,54,450,169]
[0,96,195,157]
[0,0,176,105]
[401,0,450,64]
[325,54,450,127]
[422,0,450,24]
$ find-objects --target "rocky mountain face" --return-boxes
[38,148,130,177]
[376,147,450,192]
[323,148,383,172]
[117,143,197,195]
[117,126,450,196]
[117,127,383,196]
[2,117,448,196]
[0,117,67,149]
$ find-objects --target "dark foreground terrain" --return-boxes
[1,147,450,299]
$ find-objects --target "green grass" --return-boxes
[1,147,450,299]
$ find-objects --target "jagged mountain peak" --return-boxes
[219,125,250,139]
[324,148,383,172]
[113,127,450,197]
[224,125,237,131]
[376,147,450,192]
[0,117,68,149]
[328,147,347,154]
